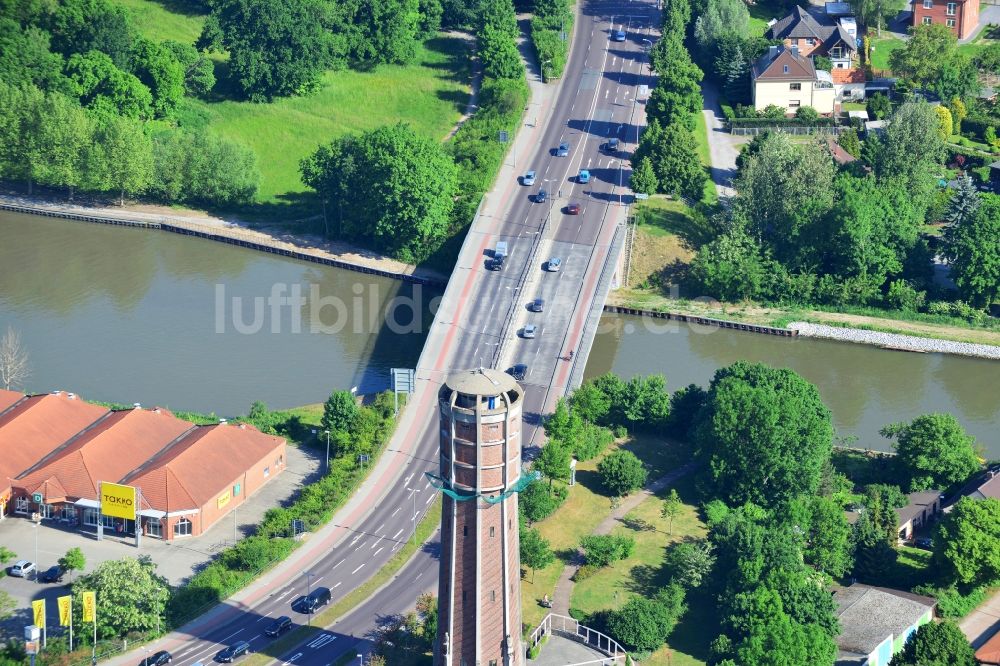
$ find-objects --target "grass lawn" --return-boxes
[692,110,719,205]
[869,35,905,72]
[747,1,785,37]
[116,0,206,45]
[570,475,710,666]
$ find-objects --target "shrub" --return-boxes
[614,425,628,438]
[885,280,926,312]
[573,564,600,581]
[520,479,568,522]
[913,583,988,618]
[580,534,636,567]
[598,450,648,496]
[795,106,820,122]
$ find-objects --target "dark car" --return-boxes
[914,537,933,550]
[529,298,544,312]
[139,651,172,666]
[566,203,581,215]
[612,29,626,41]
[216,642,250,663]
[604,138,620,153]
[556,141,570,157]
[38,565,66,583]
[506,364,528,381]
[535,189,548,204]
[264,615,292,637]
[300,586,331,613]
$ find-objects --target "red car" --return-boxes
[566,203,581,215]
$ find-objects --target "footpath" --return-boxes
[550,463,696,615]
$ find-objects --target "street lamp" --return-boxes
[303,571,317,627]
[405,487,418,546]
[356,654,364,666]
[33,521,39,584]
[324,430,331,472]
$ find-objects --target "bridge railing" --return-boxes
[527,613,627,664]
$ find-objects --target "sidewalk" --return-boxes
[961,589,1000,649]
[550,463,695,615]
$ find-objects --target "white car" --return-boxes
[547,257,562,272]
[522,324,538,339]
[9,560,36,577]
[522,171,536,186]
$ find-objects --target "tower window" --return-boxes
[463,525,467,537]
[489,526,495,537]
[491,590,496,602]
[462,590,467,602]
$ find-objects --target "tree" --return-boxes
[630,156,658,195]
[322,390,359,434]
[46,0,135,67]
[727,585,837,666]
[350,0,421,68]
[519,526,554,582]
[881,414,980,491]
[890,620,976,666]
[536,439,571,488]
[694,362,833,508]
[867,91,892,120]
[580,534,635,567]
[934,53,980,102]
[66,50,153,119]
[34,91,93,198]
[570,380,612,424]
[870,102,944,201]
[300,123,458,262]
[795,496,852,577]
[852,508,899,582]
[199,0,344,101]
[478,22,523,79]
[649,123,708,201]
[945,175,980,227]
[848,0,906,34]
[661,489,682,535]
[0,326,30,390]
[943,192,1000,308]
[519,478,565,522]
[0,20,69,92]
[163,40,216,97]
[59,547,86,580]
[666,540,715,588]
[949,97,967,133]
[606,585,686,652]
[692,0,749,54]
[129,38,185,118]
[666,383,707,440]
[88,114,153,204]
[150,129,260,207]
[795,106,820,122]
[597,449,648,497]
[74,557,169,638]
[687,225,772,303]
[838,127,861,158]
[889,23,956,85]
[934,497,1000,586]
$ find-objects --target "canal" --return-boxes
[2,211,998,456]
[0,211,435,415]
[585,313,1000,457]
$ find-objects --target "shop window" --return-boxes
[61,506,77,522]
[83,508,99,526]
[175,517,192,537]
[14,497,29,514]
[39,503,53,519]
[147,518,163,538]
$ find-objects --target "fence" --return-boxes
[602,305,799,336]
[527,613,627,664]
[730,125,847,136]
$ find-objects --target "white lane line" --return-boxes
[257,615,271,623]
[370,537,382,549]
[332,560,344,570]
[425,495,434,505]
[352,563,365,574]
[392,528,404,539]
[391,507,401,517]
[334,581,342,588]
[425,480,431,489]
[373,546,384,557]
[283,653,303,665]
[403,473,414,485]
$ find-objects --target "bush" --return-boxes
[580,534,636,567]
[573,564,600,581]
[912,583,988,618]
[520,479,568,522]
[885,280,926,312]
[606,585,687,652]
[598,449,649,496]
[614,425,628,438]
[795,106,820,122]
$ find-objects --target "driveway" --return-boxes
[700,82,743,199]
[961,588,1000,648]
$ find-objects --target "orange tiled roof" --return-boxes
[0,389,22,413]
[0,392,109,496]
[14,407,193,501]
[831,68,865,84]
[124,423,284,511]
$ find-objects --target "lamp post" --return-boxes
[303,571,317,627]
[33,521,39,584]
[356,654,364,666]
[324,430,331,472]
[405,487,418,546]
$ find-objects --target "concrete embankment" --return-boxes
[790,321,1000,360]
[602,304,798,336]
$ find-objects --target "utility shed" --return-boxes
[833,584,936,666]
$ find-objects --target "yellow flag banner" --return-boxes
[57,595,72,627]
[31,599,45,628]
[82,591,96,623]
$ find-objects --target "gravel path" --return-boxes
[790,322,1000,360]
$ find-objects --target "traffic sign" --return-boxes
[497,130,509,143]
[31,492,42,503]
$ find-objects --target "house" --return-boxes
[976,629,1000,665]
[895,490,942,541]
[912,0,979,40]
[751,45,836,115]
[966,467,1000,500]
[834,584,936,666]
[766,6,858,70]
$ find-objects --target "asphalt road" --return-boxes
[122,2,656,665]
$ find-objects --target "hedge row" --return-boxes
[531,0,573,80]
[728,117,838,128]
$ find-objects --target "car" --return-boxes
[547,257,562,272]
[521,324,537,339]
[216,642,250,663]
[38,565,66,583]
[300,586,331,613]
[577,170,590,184]
[535,189,548,204]
[914,537,933,550]
[566,203,581,215]
[604,138,620,153]
[9,560,35,578]
[529,298,545,312]
[264,615,292,637]
[506,364,528,381]
[556,141,570,157]
[612,29,626,41]
[522,170,536,186]
[139,651,172,666]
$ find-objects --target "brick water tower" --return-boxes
[434,368,524,666]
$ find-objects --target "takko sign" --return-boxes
[100,482,136,520]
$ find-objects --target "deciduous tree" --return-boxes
[87,114,153,204]
[598,449,648,497]
[0,326,30,391]
[536,439,572,488]
[606,585,686,652]
[322,390,359,434]
[943,193,1000,308]
[129,37,185,118]
[666,540,715,588]
[73,557,169,638]
[934,497,1000,586]
[519,526,554,582]
[163,40,216,97]
[59,547,86,580]
[889,23,956,84]
[881,413,981,491]
[890,619,976,666]
[661,489,683,535]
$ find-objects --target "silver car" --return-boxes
[9,560,35,577]
[522,324,538,338]
[547,257,562,272]
[522,171,536,186]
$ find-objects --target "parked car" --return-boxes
[577,169,590,184]
[9,560,36,578]
[612,29,626,41]
[556,141,570,157]
[914,537,933,550]
[506,364,528,381]
[38,565,66,583]
[300,586,331,613]
[139,651,172,666]
[529,298,544,312]
[547,257,562,272]
[535,189,548,204]
[216,642,250,663]
[522,324,537,339]
[566,203,581,215]
[264,615,292,637]
[522,171,536,186]
[604,138,620,153]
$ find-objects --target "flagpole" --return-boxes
[92,596,97,666]
[69,599,73,653]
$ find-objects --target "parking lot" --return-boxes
[0,444,320,640]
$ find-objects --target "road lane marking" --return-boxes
[352,563,365,574]
[307,634,337,649]
[391,507,401,517]
[392,528,404,539]
[373,547,384,557]
[283,653,303,665]
[332,560,344,569]
[425,495,434,505]
[334,581,342,588]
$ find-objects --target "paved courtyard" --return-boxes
[0,443,320,639]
